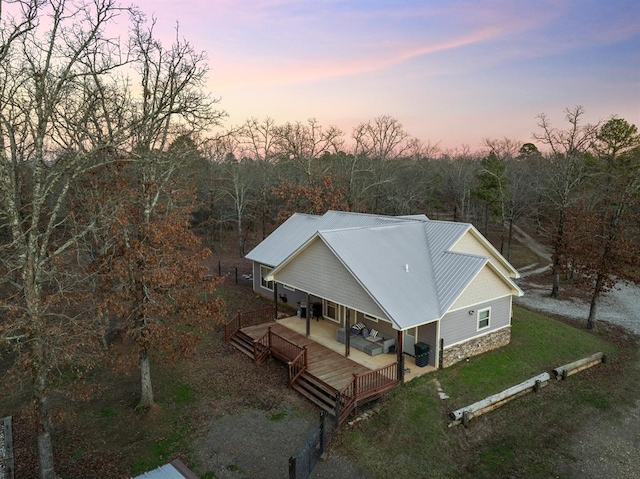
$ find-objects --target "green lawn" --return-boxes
[336,306,635,479]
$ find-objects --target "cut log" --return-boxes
[449,372,550,422]
[553,352,604,380]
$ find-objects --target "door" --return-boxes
[403,328,416,355]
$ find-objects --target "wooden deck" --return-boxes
[241,322,373,390]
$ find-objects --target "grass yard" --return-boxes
[335,305,639,479]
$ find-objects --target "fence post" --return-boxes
[288,456,296,479]
[319,411,326,458]
[334,390,341,423]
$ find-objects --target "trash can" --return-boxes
[414,342,430,367]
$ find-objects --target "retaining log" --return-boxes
[553,352,604,380]
[450,372,551,423]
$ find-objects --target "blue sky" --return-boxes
[136,0,640,150]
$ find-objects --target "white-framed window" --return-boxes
[324,300,337,321]
[260,265,274,291]
[363,313,379,323]
[478,308,491,330]
[283,284,296,292]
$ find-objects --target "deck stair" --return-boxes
[225,318,401,424]
[229,330,256,359]
[291,371,339,416]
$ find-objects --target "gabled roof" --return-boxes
[245,211,425,267]
[248,211,522,330]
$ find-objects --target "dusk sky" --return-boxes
[135,0,640,151]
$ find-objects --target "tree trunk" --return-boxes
[506,218,513,261]
[138,347,154,409]
[587,274,604,331]
[551,268,560,298]
[551,209,566,298]
[34,355,56,479]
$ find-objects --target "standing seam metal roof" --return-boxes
[249,211,520,330]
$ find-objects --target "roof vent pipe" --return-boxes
[405,264,409,273]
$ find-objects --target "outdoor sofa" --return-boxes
[336,324,395,356]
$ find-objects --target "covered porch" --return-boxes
[276,315,436,383]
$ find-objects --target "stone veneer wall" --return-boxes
[442,327,511,368]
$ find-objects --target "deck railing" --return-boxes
[337,362,399,424]
[224,306,273,341]
[269,331,305,364]
[288,347,308,386]
[254,330,271,365]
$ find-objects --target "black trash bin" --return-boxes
[414,342,430,367]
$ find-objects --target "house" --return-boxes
[246,211,523,369]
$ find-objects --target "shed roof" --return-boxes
[132,459,199,479]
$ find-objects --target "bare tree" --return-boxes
[532,106,599,297]
[0,2,135,477]
[274,118,344,182]
[352,115,414,161]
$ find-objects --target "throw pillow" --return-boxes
[370,329,379,338]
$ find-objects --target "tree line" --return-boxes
[0,1,638,478]
[196,110,639,331]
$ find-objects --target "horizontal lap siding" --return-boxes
[253,262,274,297]
[440,295,512,347]
[274,238,390,320]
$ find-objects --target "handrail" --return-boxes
[354,363,398,400]
[288,347,307,386]
[254,330,271,365]
[224,312,241,341]
[337,363,399,424]
[224,306,273,341]
[269,330,304,363]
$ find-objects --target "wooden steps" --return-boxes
[229,330,255,359]
[291,372,338,416]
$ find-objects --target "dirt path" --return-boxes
[512,224,553,277]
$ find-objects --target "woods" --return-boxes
[0,1,638,478]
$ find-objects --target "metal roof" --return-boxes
[245,211,426,267]
[132,463,186,479]
[251,211,521,330]
[132,459,198,479]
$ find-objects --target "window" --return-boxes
[260,265,274,291]
[478,308,490,330]
[325,300,337,320]
[363,313,379,323]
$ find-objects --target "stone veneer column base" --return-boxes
[442,327,511,368]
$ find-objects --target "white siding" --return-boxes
[440,295,512,346]
[449,265,514,311]
[273,238,390,320]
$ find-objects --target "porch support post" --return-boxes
[273,282,278,321]
[305,292,311,338]
[345,308,351,358]
[397,330,404,384]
